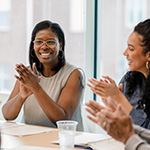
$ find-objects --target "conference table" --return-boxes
[0,120,124,150]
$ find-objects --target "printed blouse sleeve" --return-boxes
[130,108,147,128]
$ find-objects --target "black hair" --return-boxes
[134,19,150,55]
[134,19,150,116]
[29,20,66,73]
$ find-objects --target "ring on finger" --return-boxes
[102,121,106,128]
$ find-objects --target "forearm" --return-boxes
[32,85,71,123]
[113,91,133,114]
[2,93,26,120]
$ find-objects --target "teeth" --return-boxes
[41,53,51,56]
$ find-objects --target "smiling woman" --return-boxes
[2,20,85,131]
[32,28,61,68]
[87,19,150,129]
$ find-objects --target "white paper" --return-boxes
[91,138,125,150]
[74,132,111,144]
[52,132,111,145]
[6,145,60,150]
[1,124,57,136]
[0,121,24,129]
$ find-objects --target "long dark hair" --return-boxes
[29,20,66,73]
[135,19,150,116]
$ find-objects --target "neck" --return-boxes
[141,70,149,78]
[42,60,60,77]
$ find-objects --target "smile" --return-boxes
[40,52,52,58]
[127,60,132,65]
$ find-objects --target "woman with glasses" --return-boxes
[87,19,150,129]
[2,20,85,131]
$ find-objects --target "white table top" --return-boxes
[0,120,124,150]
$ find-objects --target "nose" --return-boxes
[123,48,128,56]
[41,42,49,48]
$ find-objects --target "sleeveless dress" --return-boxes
[23,62,85,131]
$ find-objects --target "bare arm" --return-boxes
[14,63,84,124]
[33,69,84,123]
[2,64,35,120]
[2,80,27,120]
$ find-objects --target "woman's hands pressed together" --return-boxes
[14,63,41,96]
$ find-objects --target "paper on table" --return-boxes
[0,120,24,129]
[90,138,125,150]
[2,124,57,136]
[8,145,60,150]
[51,132,111,145]
[74,132,111,144]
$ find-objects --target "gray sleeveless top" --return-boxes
[23,62,85,131]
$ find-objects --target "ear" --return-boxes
[146,51,150,61]
[59,42,63,51]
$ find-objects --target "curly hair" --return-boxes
[134,19,150,116]
[134,19,150,55]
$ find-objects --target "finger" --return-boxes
[88,100,105,110]
[85,107,97,117]
[32,62,38,75]
[16,64,29,76]
[38,76,41,82]
[101,98,108,106]
[15,66,27,78]
[96,112,107,129]
[88,78,99,86]
[14,75,25,83]
[90,88,107,97]
[102,76,115,84]
[99,78,104,82]
[103,79,109,83]
[106,97,117,111]
[99,109,116,122]
[87,115,98,124]
[87,83,92,88]
[118,83,123,91]
[85,103,100,114]
[117,104,127,116]
[91,87,107,97]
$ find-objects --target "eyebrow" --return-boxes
[35,38,56,41]
[128,44,135,48]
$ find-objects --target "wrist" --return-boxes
[30,83,41,93]
[18,92,28,101]
[123,132,134,144]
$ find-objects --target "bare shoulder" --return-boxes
[68,68,85,89]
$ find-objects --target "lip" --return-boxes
[127,60,132,65]
[39,52,52,58]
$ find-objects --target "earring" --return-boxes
[58,51,64,59]
[31,49,36,58]
[146,61,150,70]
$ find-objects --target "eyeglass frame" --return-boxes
[33,39,58,48]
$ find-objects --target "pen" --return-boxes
[74,144,93,149]
[52,143,93,149]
